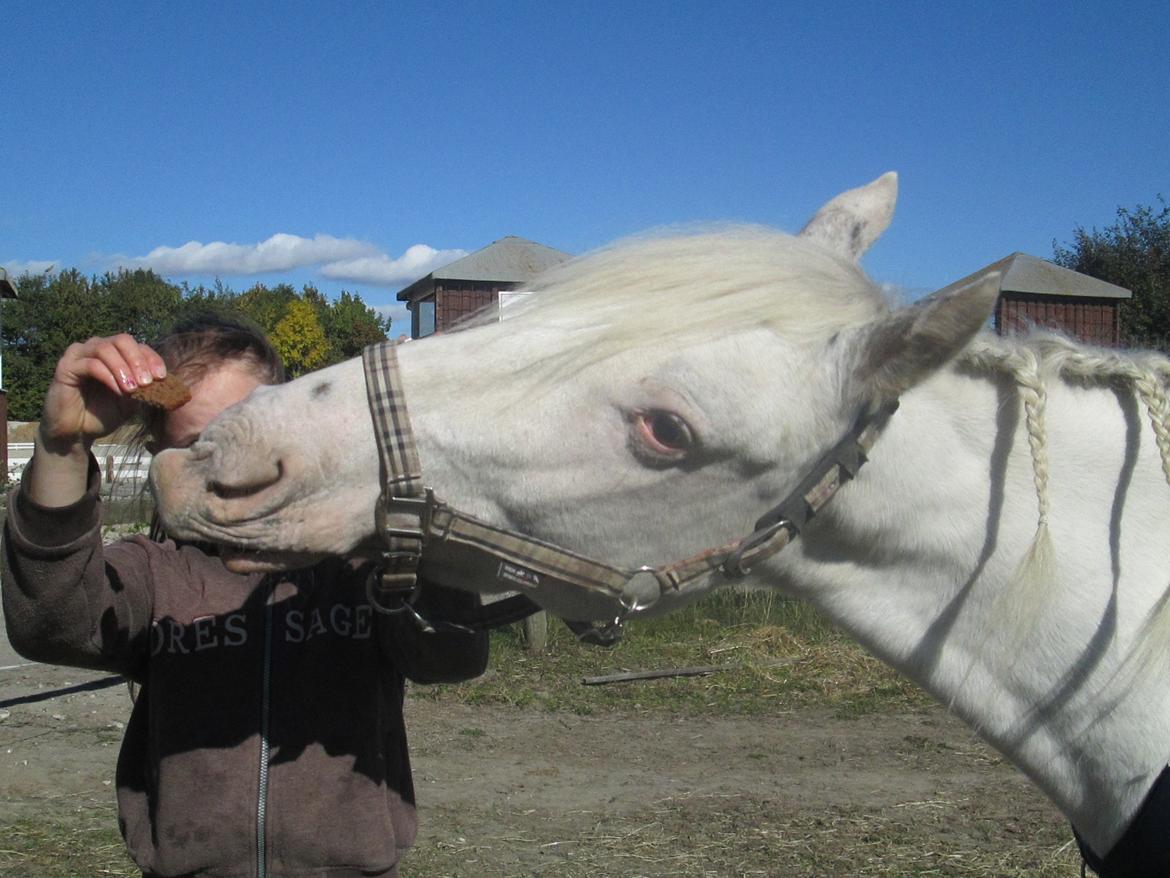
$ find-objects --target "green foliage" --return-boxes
[175,279,249,324]
[234,282,299,335]
[100,269,183,342]
[1,270,389,420]
[270,298,330,377]
[3,269,125,420]
[1053,196,1170,350]
[322,290,393,360]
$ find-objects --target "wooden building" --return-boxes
[948,252,1131,347]
[395,236,572,339]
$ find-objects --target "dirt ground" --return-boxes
[0,660,1083,877]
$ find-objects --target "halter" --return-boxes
[362,339,897,642]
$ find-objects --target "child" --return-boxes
[2,316,488,877]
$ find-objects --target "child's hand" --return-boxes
[39,334,167,451]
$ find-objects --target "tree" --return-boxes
[2,269,221,420]
[227,282,388,370]
[1,270,392,418]
[175,280,248,326]
[270,298,329,377]
[4,270,119,420]
[321,290,391,361]
[1053,197,1170,350]
[234,283,298,335]
[100,269,183,343]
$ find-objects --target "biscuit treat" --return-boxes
[130,374,192,410]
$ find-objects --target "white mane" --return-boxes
[959,332,1170,676]
[474,226,889,389]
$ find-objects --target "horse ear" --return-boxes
[856,272,1002,399]
[799,172,898,261]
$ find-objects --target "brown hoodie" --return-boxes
[2,458,488,877]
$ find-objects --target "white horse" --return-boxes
[151,174,1170,872]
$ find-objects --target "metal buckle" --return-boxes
[721,519,792,579]
[381,550,423,564]
[375,489,435,540]
[377,568,420,585]
[363,569,478,635]
[369,489,434,608]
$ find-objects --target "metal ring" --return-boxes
[619,568,663,615]
[365,569,422,616]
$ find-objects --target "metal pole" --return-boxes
[0,268,21,484]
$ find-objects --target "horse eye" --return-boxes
[635,410,694,458]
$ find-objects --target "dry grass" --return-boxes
[414,592,931,718]
[0,807,136,878]
[0,796,1082,878]
[1,592,1083,877]
[405,794,1082,877]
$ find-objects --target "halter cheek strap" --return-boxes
[362,340,897,641]
[362,341,429,611]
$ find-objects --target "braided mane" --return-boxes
[958,333,1170,674]
[961,333,1170,516]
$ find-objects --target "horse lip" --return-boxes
[202,481,296,527]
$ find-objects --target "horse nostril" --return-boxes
[188,440,215,462]
[208,459,285,500]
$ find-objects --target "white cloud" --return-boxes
[374,303,412,337]
[3,259,57,276]
[320,244,467,286]
[112,235,466,290]
[124,233,379,276]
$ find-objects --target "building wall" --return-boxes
[435,280,523,333]
[995,293,1121,347]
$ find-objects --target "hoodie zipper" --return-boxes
[256,580,274,878]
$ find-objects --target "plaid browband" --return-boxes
[361,339,897,630]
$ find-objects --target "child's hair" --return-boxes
[155,313,285,384]
[137,313,286,445]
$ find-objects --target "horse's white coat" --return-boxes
[152,174,1170,858]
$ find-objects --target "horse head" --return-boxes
[151,173,998,608]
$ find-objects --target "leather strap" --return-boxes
[363,342,427,607]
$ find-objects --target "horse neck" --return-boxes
[769,363,1170,854]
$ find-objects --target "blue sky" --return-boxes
[3,1,1167,330]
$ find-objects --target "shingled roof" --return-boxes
[947,251,1131,300]
[396,236,572,302]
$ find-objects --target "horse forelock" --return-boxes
[487,225,889,383]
